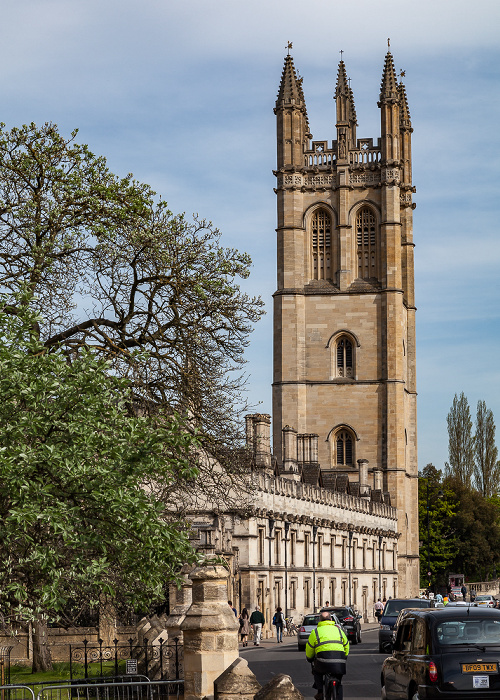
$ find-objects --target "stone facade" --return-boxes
[189,425,400,625]
[185,49,418,627]
[271,50,419,597]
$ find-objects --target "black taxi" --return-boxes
[381,607,500,699]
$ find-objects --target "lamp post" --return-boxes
[284,521,290,616]
[312,524,318,611]
[426,480,444,591]
[378,534,383,600]
[348,530,353,608]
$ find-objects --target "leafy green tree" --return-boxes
[0,297,200,670]
[418,464,457,589]
[446,476,500,583]
[0,122,264,465]
[445,392,474,488]
[473,400,500,497]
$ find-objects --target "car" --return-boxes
[379,598,433,653]
[320,606,362,644]
[475,594,497,608]
[297,611,345,651]
[381,607,500,699]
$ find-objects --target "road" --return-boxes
[242,628,383,700]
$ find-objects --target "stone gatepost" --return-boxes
[166,564,193,640]
[180,565,239,700]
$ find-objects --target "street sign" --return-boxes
[126,659,138,675]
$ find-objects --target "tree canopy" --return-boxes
[0,122,264,457]
[0,297,200,627]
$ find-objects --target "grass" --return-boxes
[9,660,126,688]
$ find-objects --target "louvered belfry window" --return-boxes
[312,209,331,280]
[336,430,353,465]
[356,207,377,279]
[337,338,353,378]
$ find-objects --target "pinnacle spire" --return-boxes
[335,60,349,98]
[276,54,303,106]
[379,51,399,102]
[348,85,358,126]
[398,81,411,129]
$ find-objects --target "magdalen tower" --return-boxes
[272,48,419,595]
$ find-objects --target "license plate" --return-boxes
[473,676,489,689]
[462,663,498,673]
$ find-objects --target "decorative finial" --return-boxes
[340,49,344,60]
[399,69,406,80]
[286,41,293,55]
[387,38,391,48]
[348,77,351,88]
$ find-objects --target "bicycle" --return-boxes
[322,671,342,700]
[285,616,299,635]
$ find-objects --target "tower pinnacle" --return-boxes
[276,54,306,110]
[379,50,399,103]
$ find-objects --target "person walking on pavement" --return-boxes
[238,607,250,646]
[374,598,384,621]
[272,606,285,643]
[250,605,265,646]
[306,611,350,700]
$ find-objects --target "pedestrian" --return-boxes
[470,588,476,602]
[382,596,387,604]
[272,606,285,643]
[461,584,467,600]
[324,601,330,608]
[443,595,449,606]
[239,607,250,646]
[250,605,265,646]
[228,600,237,617]
[435,592,443,604]
[374,598,384,621]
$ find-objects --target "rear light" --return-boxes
[300,626,306,632]
[429,661,438,683]
[343,616,354,622]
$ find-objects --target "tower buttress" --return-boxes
[274,55,310,169]
[379,51,400,163]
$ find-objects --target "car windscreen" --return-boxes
[302,615,319,626]
[383,600,430,616]
[475,596,491,601]
[436,619,500,645]
[330,608,350,617]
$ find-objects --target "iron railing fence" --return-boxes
[69,639,182,681]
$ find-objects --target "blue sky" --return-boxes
[2,0,499,471]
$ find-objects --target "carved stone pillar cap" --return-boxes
[189,565,229,582]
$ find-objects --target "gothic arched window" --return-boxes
[311,208,332,281]
[331,428,355,466]
[356,207,377,280]
[336,337,353,378]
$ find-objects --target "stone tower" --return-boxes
[272,50,419,596]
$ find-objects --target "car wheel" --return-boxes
[381,682,387,700]
[351,633,358,645]
[297,644,305,651]
[379,643,385,653]
[357,629,362,644]
[409,686,419,700]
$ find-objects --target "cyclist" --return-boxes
[305,611,349,700]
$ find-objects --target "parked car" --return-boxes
[320,606,362,644]
[297,611,344,651]
[379,598,433,653]
[381,607,500,698]
[475,594,497,607]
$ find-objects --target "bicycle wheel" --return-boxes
[323,675,337,700]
